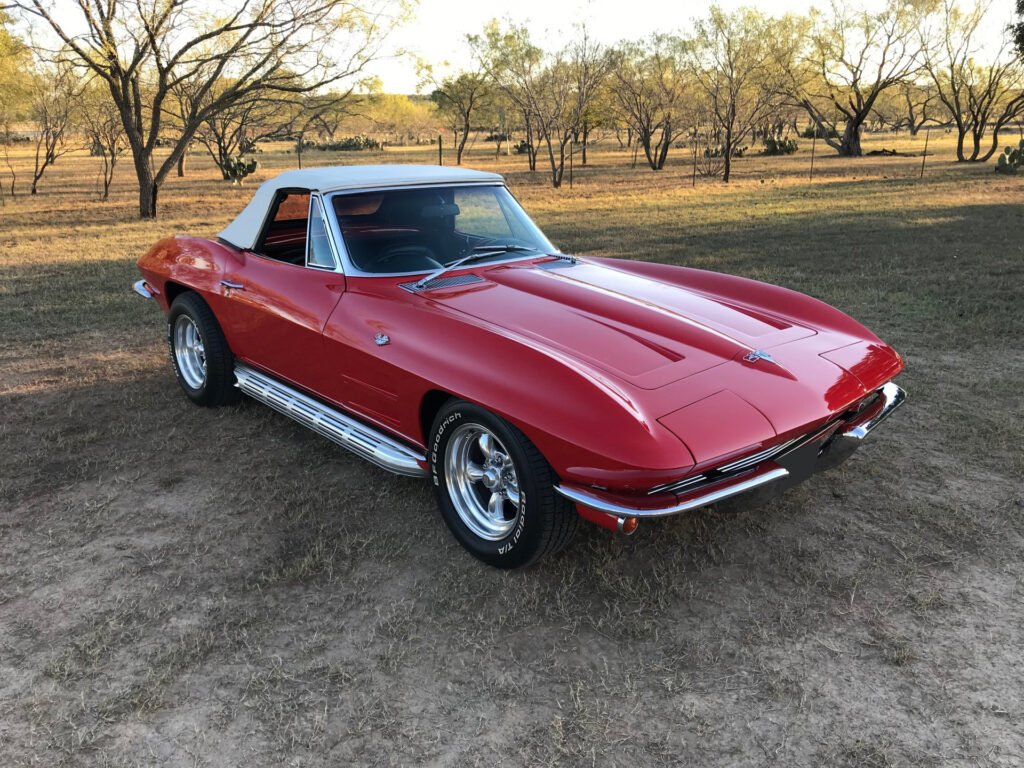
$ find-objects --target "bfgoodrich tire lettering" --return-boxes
[167,292,239,407]
[429,400,578,568]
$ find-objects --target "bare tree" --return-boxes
[900,82,940,135]
[79,81,125,199]
[29,61,80,194]
[428,71,489,165]
[689,8,788,182]
[609,35,691,171]
[476,24,611,188]
[921,0,1024,162]
[0,11,32,200]
[1015,0,1024,59]
[271,91,360,169]
[470,23,544,172]
[12,0,398,218]
[783,1,920,156]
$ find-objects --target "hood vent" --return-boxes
[537,257,577,270]
[400,274,485,292]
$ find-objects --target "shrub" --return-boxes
[763,136,799,155]
[800,124,839,139]
[513,140,533,155]
[704,145,747,158]
[301,135,381,152]
[484,132,509,142]
[994,139,1024,174]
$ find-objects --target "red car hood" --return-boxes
[434,260,817,391]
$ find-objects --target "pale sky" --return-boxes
[367,0,1018,93]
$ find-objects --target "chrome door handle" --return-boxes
[220,280,245,290]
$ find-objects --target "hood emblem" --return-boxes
[374,333,390,347]
[744,349,776,365]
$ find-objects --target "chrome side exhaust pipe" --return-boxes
[234,363,427,478]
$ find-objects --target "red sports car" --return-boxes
[135,165,906,568]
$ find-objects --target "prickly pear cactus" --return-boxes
[224,156,258,185]
[995,139,1024,174]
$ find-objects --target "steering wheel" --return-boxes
[373,245,442,273]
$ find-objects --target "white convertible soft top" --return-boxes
[218,164,505,250]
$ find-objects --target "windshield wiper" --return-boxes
[413,246,536,290]
[470,243,536,253]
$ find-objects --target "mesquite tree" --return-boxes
[475,24,611,188]
[12,0,397,218]
[920,0,1024,162]
[79,81,125,199]
[689,8,789,182]
[29,61,80,194]
[783,1,920,156]
[609,35,691,171]
[429,71,490,165]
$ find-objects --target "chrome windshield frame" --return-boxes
[321,182,560,278]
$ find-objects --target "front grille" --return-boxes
[649,424,832,496]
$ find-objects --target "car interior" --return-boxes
[256,190,313,265]
[333,189,468,273]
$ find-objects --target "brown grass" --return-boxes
[1,131,1023,766]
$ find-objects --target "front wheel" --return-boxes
[429,400,578,568]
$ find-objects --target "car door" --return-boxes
[219,191,346,394]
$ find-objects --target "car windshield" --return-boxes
[329,184,555,274]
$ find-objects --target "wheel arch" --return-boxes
[419,388,456,447]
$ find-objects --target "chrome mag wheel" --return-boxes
[173,314,207,389]
[444,424,522,541]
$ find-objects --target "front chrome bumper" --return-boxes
[556,382,907,520]
[133,279,155,299]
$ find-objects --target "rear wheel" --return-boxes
[167,292,239,407]
[429,400,578,568]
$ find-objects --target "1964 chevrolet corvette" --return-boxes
[134,165,906,568]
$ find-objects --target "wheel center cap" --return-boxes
[482,467,501,490]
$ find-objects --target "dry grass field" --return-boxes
[1,131,1023,767]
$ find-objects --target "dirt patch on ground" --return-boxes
[2,145,1023,766]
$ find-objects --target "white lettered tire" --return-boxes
[429,400,578,568]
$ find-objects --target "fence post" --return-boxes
[438,134,442,166]
[809,130,817,182]
[919,127,930,179]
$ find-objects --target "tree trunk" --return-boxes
[581,122,588,165]
[456,119,470,165]
[722,125,733,183]
[979,124,1004,162]
[838,119,863,157]
[177,150,186,177]
[137,161,158,219]
[640,131,656,170]
[656,123,671,170]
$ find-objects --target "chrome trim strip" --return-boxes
[556,467,790,519]
[841,383,906,440]
[132,280,153,299]
[234,363,427,478]
[716,436,801,474]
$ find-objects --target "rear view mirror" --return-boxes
[421,203,460,219]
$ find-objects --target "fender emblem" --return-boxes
[374,333,390,347]
[744,349,776,365]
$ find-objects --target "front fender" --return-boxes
[333,284,696,492]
